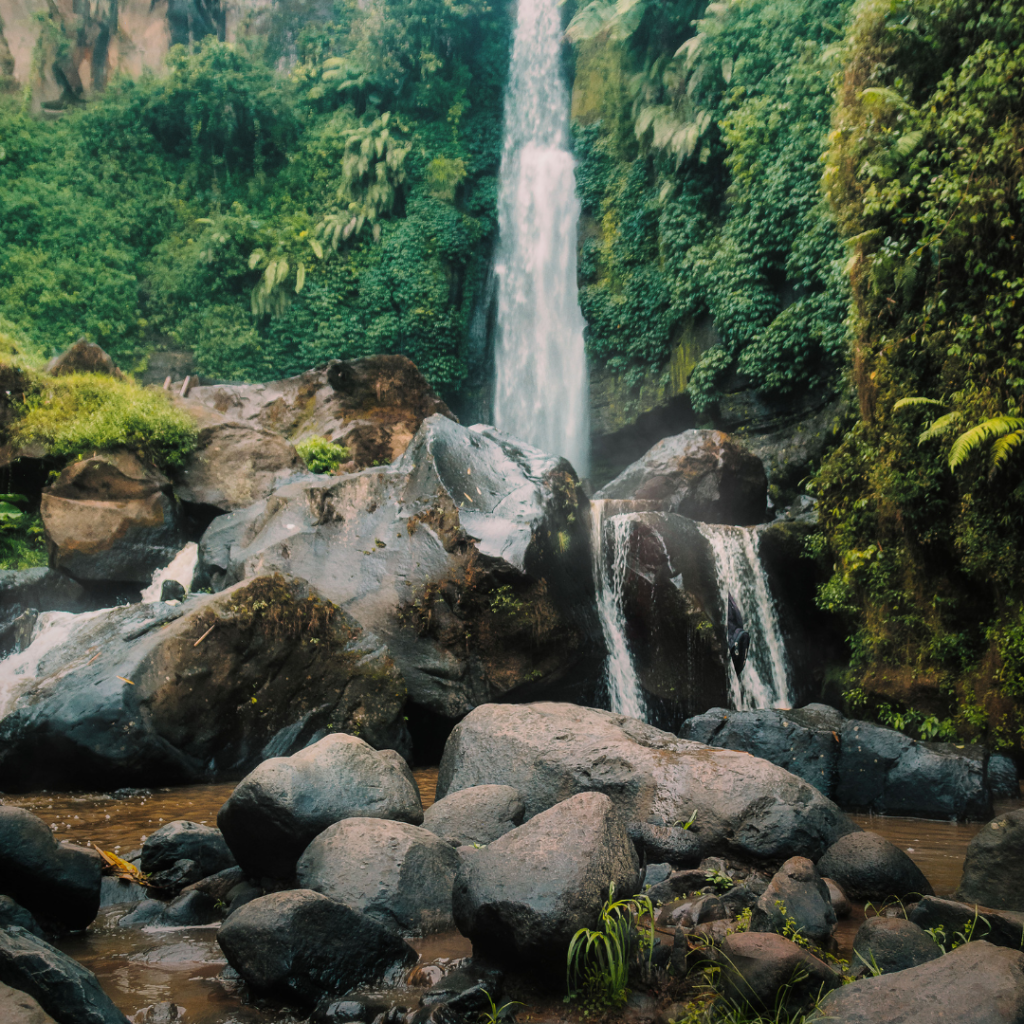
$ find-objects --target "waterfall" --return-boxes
[491,0,590,478]
[696,523,794,710]
[591,502,647,720]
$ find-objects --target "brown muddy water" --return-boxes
[2,772,1020,1023]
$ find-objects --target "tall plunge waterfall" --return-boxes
[492,0,590,478]
[697,523,794,710]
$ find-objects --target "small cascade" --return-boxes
[590,501,647,721]
[139,542,199,604]
[697,522,793,710]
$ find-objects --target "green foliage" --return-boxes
[0,493,46,570]
[296,435,351,473]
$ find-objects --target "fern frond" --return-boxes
[894,129,924,158]
[917,411,962,444]
[949,418,1024,472]
[988,431,1024,474]
[893,396,944,411]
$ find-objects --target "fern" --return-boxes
[949,417,1024,473]
[917,411,962,444]
[893,396,944,411]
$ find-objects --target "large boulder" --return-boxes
[451,792,640,965]
[851,917,941,975]
[140,820,235,892]
[957,809,1024,911]
[46,340,122,378]
[0,574,411,790]
[0,569,91,615]
[594,429,768,526]
[988,754,1020,799]
[217,890,417,1008]
[751,857,836,945]
[0,982,57,1024]
[437,703,857,862]
[815,832,933,903]
[40,451,184,585]
[0,926,127,1024]
[809,941,1024,1023]
[907,896,1024,950]
[172,422,307,513]
[296,818,460,934]
[198,415,602,718]
[218,733,423,879]
[421,785,525,847]
[0,808,101,929]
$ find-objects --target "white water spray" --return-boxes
[591,502,646,720]
[140,542,199,604]
[697,523,793,710]
[492,0,590,477]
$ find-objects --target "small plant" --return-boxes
[706,868,734,892]
[478,989,522,1024]
[489,585,524,616]
[674,810,698,830]
[296,436,350,474]
[566,883,655,1012]
[0,493,46,570]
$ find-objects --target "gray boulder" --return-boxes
[627,821,702,868]
[217,890,417,1007]
[452,792,640,965]
[0,569,91,614]
[594,429,768,526]
[198,415,601,719]
[751,857,836,945]
[420,785,524,847]
[957,809,1024,911]
[988,755,1020,799]
[0,982,56,1024]
[0,808,101,930]
[907,896,1024,950]
[810,941,1024,1023]
[117,890,220,929]
[0,897,43,937]
[851,917,941,975]
[437,702,857,862]
[140,820,235,892]
[218,733,423,879]
[296,818,459,935]
[0,574,411,790]
[0,926,127,1024]
[816,832,933,903]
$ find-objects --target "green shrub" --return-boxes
[296,435,350,474]
[0,493,47,570]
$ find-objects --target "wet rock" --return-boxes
[160,580,186,602]
[0,926,127,1024]
[664,893,728,930]
[436,702,857,863]
[0,808,101,930]
[851,917,941,975]
[47,340,122,378]
[594,429,768,526]
[312,997,389,1023]
[907,896,1024,950]
[816,832,933,903]
[988,755,1020,799]
[810,941,1024,1023]
[98,877,148,908]
[644,862,673,888]
[822,878,851,918]
[181,866,245,903]
[0,981,57,1024]
[218,733,423,879]
[0,896,44,937]
[198,415,601,719]
[296,818,459,935]
[957,809,1024,911]
[751,857,836,945]
[627,821,702,868]
[141,821,235,892]
[118,890,220,928]
[452,791,640,965]
[172,422,306,513]
[217,890,417,1008]
[0,574,411,790]
[421,785,525,847]
[421,960,504,1014]
[645,868,713,905]
[0,569,91,614]
[706,932,841,1012]
[40,451,183,585]
[836,719,992,821]
[224,881,262,917]
[680,707,841,797]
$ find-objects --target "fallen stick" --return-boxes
[193,624,216,647]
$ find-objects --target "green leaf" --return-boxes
[949,418,1024,472]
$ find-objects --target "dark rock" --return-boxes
[218,733,423,879]
[664,893,728,930]
[810,941,1024,1023]
[681,707,841,798]
[594,429,768,526]
[957,809,1024,911]
[645,869,712,905]
[0,896,43,938]
[907,896,1024,950]
[141,821,235,892]
[47,340,122,378]
[436,702,857,862]
[0,981,57,1024]
[217,890,417,1007]
[644,863,673,888]
[312,997,388,1023]
[816,831,933,903]
[198,415,601,720]
[706,932,841,1012]
[296,818,459,934]
[0,574,411,790]
[160,580,186,603]
[172,422,307,513]
[822,878,851,919]
[751,857,836,945]
[836,719,992,821]
[98,877,148,908]
[0,808,101,929]
[722,885,761,917]
[851,916,941,974]
[988,755,1020,799]
[224,882,262,917]
[181,866,245,903]
[0,609,37,660]
[0,569,91,614]
[452,792,640,966]
[0,925,127,1024]
[118,890,220,928]
[40,451,183,585]
[627,821,702,868]
[421,961,504,1014]
[421,785,525,847]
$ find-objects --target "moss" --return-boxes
[295,435,351,474]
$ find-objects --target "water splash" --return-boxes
[591,501,646,720]
[140,542,198,604]
[492,0,589,477]
[696,523,793,710]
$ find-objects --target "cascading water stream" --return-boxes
[590,501,647,720]
[492,0,590,478]
[696,522,794,710]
